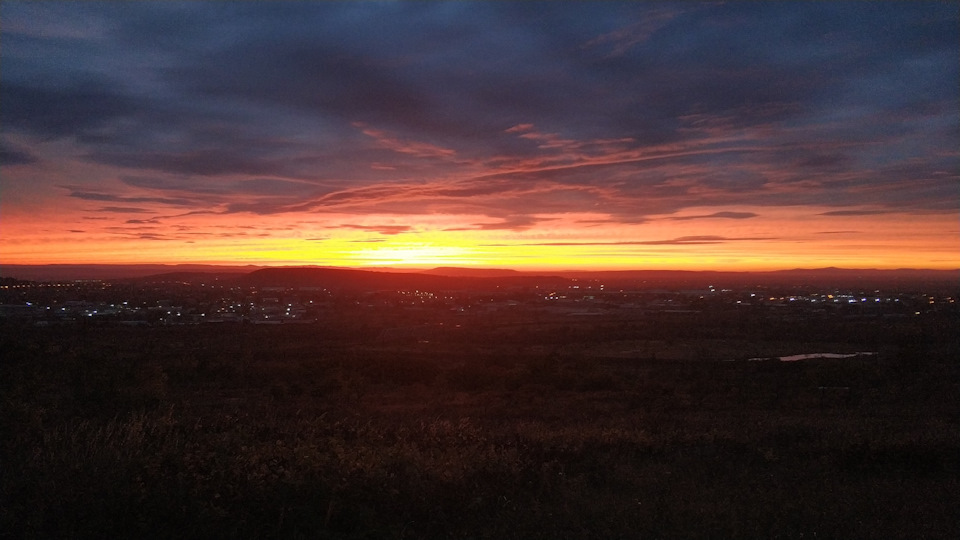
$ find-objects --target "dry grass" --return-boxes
[2,318,957,539]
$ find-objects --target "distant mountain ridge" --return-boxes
[238,267,566,291]
[0,264,269,281]
[421,267,521,277]
[2,264,956,290]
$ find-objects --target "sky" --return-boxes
[1,1,958,271]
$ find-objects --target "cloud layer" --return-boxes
[1,2,957,268]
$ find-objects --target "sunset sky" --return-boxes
[1,2,957,271]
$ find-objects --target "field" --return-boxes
[2,307,958,539]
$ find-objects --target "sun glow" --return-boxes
[2,203,958,271]
[347,243,479,267]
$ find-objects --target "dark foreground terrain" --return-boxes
[2,306,958,539]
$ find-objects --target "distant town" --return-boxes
[1,266,955,327]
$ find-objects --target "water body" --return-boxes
[747,352,877,362]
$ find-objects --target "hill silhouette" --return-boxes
[238,266,567,291]
[422,267,521,278]
[3,264,956,292]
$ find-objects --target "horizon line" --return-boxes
[2,262,958,274]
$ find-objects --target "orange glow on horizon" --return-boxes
[2,204,957,271]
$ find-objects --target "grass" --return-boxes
[1,315,958,539]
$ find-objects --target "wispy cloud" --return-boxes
[818,210,892,217]
[355,123,457,159]
[96,206,152,214]
[669,211,759,221]
[333,224,413,235]
[0,140,37,165]
[506,236,778,247]
[581,6,682,57]
[65,187,196,207]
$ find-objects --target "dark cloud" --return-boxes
[669,212,759,221]
[510,236,777,247]
[1,1,956,258]
[66,189,195,207]
[96,206,151,214]
[235,178,321,197]
[171,43,429,129]
[818,210,891,217]
[793,153,851,170]
[469,215,555,232]
[333,224,413,236]
[86,149,288,177]
[128,175,324,198]
[0,141,38,165]
[150,2,842,151]
[132,233,171,241]
[0,82,141,139]
[639,235,775,245]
